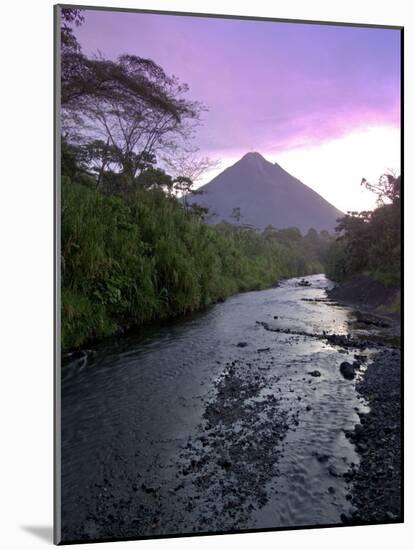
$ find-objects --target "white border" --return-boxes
[1,1,411,548]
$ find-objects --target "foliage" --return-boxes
[59,10,334,351]
[326,175,401,286]
[61,10,204,186]
[62,180,332,349]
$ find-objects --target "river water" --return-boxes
[61,274,369,541]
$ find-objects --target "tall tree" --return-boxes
[60,10,204,188]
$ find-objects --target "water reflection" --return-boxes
[61,274,368,540]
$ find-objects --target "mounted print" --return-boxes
[54,4,403,544]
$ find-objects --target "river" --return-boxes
[60,274,370,541]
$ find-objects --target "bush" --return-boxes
[61,179,331,349]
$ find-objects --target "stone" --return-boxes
[340,361,355,380]
[308,370,321,377]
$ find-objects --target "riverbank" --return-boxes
[60,275,402,540]
[327,274,400,314]
[61,275,365,541]
[344,348,401,523]
[61,180,331,351]
[326,277,402,524]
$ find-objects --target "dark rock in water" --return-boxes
[237,342,248,348]
[141,484,156,495]
[328,464,342,477]
[354,423,364,438]
[356,442,368,453]
[217,459,232,471]
[257,347,270,353]
[308,370,321,377]
[339,361,355,380]
[315,453,330,463]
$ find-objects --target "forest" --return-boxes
[60,9,335,349]
[325,174,401,289]
[60,9,400,350]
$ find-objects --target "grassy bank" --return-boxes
[62,178,330,350]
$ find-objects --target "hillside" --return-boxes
[187,152,343,232]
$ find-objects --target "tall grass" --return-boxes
[62,178,328,349]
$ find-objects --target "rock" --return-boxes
[316,453,330,463]
[236,341,248,348]
[141,484,156,494]
[308,370,321,377]
[217,459,232,471]
[328,464,342,477]
[354,424,364,438]
[356,442,368,453]
[339,361,355,380]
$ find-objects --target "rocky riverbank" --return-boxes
[327,274,399,311]
[325,278,402,524]
[344,348,402,523]
[60,275,402,541]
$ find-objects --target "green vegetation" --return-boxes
[59,9,333,350]
[62,177,331,349]
[326,174,401,287]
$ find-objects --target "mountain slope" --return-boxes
[187,152,343,233]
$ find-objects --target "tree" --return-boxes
[231,207,241,224]
[136,167,174,193]
[60,12,205,189]
[165,154,220,185]
[81,139,118,188]
[189,203,210,221]
[65,53,204,182]
[173,176,198,210]
[361,173,400,206]
[61,8,84,55]
[326,172,401,284]
[166,154,219,211]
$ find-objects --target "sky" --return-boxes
[73,9,401,212]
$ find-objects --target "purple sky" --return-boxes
[72,9,401,211]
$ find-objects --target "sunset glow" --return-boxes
[200,124,400,213]
[75,9,401,212]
